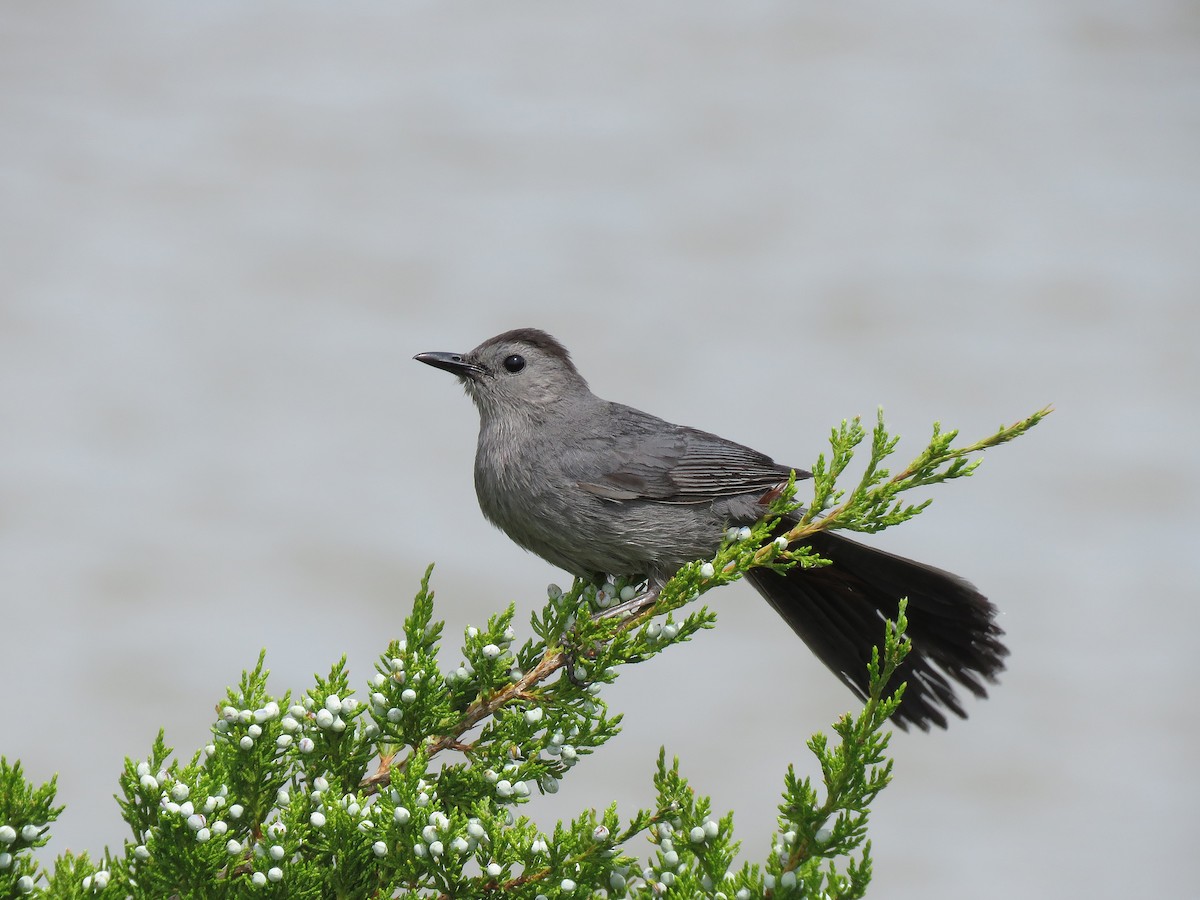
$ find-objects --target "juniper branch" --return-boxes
[777,405,1051,549]
[361,644,573,794]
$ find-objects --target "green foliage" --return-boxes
[1,407,1046,898]
[0,759,64,896]
[766,604,911,899]
[797,406,1050,537]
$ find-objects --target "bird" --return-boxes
[415,327,1007,730]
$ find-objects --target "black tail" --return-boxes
[746,529,1008,730]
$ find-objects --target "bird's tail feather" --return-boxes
[745,529,1008,730]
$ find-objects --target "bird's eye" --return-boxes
[503,354,526,373]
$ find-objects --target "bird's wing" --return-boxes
[569,408,807,505]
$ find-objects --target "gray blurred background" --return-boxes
[2,2,1196,896]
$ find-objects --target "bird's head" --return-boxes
[415,328,590,418]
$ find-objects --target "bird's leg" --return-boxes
[595,583,661,621]
[561,580,662,686]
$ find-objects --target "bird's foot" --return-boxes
[559,632,600,687]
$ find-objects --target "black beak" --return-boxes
[414,351,487,379]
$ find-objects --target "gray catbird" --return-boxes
[415,328,1007,730]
